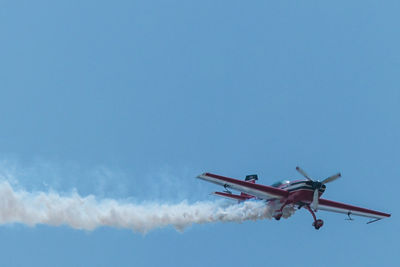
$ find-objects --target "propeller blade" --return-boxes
[296,166,313,181]
[311,189,319,211]
[321,173,341,184]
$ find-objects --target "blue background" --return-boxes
[0,1,398,266]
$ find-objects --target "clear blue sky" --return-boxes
[0,1,399,266]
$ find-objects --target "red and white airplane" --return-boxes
[197,167,391,229]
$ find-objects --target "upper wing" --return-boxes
[318,198,391,220]
[197,172,288,200]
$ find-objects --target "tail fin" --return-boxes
[245,174,258,183]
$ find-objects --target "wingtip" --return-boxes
[196,173,207,179]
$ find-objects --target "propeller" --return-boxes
[311,189,319,211]
[296,166,341,211]
[295,166,312,181]
[321,173,341,184]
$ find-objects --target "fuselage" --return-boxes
[272,179,326,205]
[277,179,325,192]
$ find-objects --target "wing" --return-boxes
[197,172,289,200]
[318,198,391,220]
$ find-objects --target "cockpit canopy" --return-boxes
[271,180,290,188]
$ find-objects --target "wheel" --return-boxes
[312,219,324,230]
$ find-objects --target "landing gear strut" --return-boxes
[274,199,291,221]
[305,205,324,230]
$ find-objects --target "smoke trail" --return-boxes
[0,181,294,233]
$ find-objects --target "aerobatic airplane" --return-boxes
[197,167,390,229]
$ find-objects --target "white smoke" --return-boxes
[0,181,295,233]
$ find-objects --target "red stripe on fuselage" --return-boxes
[286,189,322,203]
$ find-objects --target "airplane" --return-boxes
[197,167,391,230]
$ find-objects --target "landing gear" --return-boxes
[304,205,324,230]
[312,219,324,230]
[274,199,291,221]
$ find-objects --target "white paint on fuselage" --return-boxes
[277,180,325,193]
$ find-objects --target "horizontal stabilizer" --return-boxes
[213,191,249,202]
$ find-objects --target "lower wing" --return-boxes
[318,198,391,221]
